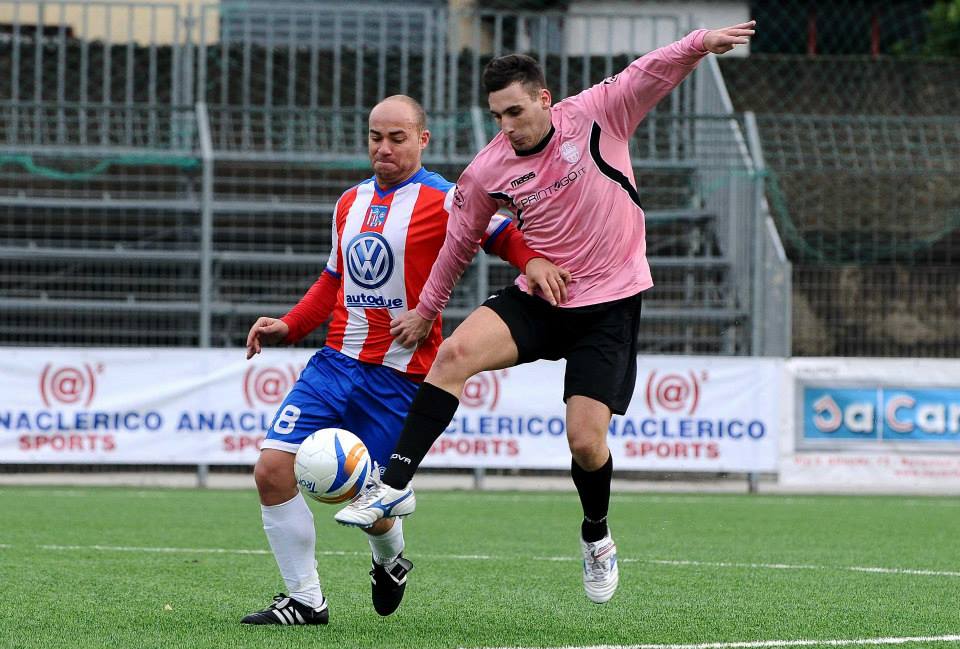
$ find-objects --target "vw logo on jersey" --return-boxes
[346,232,395,289]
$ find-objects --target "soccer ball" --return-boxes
[294,428,371,504]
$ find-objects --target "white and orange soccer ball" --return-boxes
[294,428,371,504]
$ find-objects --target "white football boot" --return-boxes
[580,531,619,603]
[334,477,416,528]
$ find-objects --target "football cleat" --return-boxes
[334,477,416,528]
[240,593,329,625]
[370,554,414,616]
[581,532,619,604]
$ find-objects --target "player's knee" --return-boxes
[567,434,595,459]
[252,460,276,492]
[566,412,605,443]
[433,337,475,378]
[253,456,296,502]
[567,432,607,466]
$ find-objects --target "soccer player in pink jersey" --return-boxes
[240,95,568,625]
[336,23,756,604]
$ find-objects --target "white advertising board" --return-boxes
[0,348,311,464]
[423,355,781,472]
[781,358,960,492]
[0,349,781,472]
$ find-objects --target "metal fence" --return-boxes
[0,1,786,357]
[712,1,960,357]
[757,113,960,357]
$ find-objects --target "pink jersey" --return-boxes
[323,168,517,375]
[417,30,709,320]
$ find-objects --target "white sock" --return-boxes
[366,518,405,565]
[261,493,324,608]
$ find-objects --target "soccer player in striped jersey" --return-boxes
[240,95,569,625]
[336,24,756,604]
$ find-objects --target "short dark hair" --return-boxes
[481,54,547,95]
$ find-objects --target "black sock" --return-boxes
[381,382,460,489]
[571,453,613,543]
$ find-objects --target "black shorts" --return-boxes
[482,285,643,415]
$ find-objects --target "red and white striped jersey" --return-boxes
[291,167,532,376]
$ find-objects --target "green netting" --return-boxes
[0,154,199,181]
[763,168,960,264]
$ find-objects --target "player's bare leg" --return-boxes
[566,396,619,603]
[254,448,298,505]
[335,306,519,528]
[424,305,519,395]
[566,396,613,471]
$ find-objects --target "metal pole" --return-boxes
[197,463,210,489]
[745,111,766,356]
[196,97,214,487]
[472,104,491,312]
[747,472,758,494]
[196,102,214,348]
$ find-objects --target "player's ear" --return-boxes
[419,128,431,150]
[539,88,552,110]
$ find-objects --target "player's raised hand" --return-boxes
[390,310,434,349]
[703,20,755,54]
[245,316,290,359]
[524,257,572,306]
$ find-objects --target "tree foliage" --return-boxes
[923,0,960,56]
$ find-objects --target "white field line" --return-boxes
[464,635,960,649]
[633,559,960,579]
[40,544,273,555]
[4,490,960,509]
[35,545,496,561]
[16,544,960,578]
[423,493,960,508]
[0,489,173,498]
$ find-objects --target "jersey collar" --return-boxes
[514,124,556,157]
[372,166,427,199]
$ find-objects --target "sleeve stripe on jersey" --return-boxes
[488,191,524,230]
[589,122,643,210]
[482,219,511,252]
[323,267,342,279]
[417,169,454,193]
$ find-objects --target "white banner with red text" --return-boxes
[780,357,960,491]
[424,355,781,471]
[0,349,781,471]
[0,348,309,464]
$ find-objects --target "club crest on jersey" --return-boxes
[346,232,394,289]
[560,141,581,164]
[365,204,388,228]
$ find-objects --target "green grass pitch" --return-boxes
[1,486,958,649]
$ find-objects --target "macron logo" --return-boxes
[391,453,412,465]
[510,171,536,189]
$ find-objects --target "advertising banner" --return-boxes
[423,355,781,472]
[0,348,311,464]
[781,358,960,491]
[0,349,780,472]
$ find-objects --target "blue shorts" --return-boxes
[262,347,419,471]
